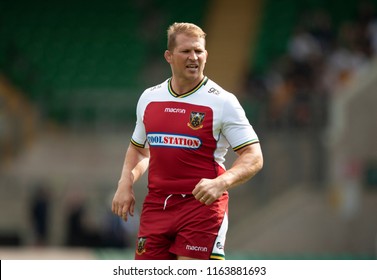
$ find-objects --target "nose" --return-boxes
[188,51,198,60]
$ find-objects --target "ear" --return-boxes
[164,50,172,64]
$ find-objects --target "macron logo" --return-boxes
[164,107,186,114]
[186,245,208,252]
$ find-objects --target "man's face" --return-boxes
[165,33,208,83]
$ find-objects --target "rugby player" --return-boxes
[112,22,263,260]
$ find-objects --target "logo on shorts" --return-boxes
[136,237,147,255]
[186,244,208,252]
[188,111,205,130]
[216,242,224,250]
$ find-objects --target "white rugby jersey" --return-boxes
[131,76,259,194]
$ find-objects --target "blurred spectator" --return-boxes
[64,190,102,247]
[101,212,129,248]
[307,9,336,56]
[322,22,370,93]
[30,182,51,246]
[65,197,86,246]
[287,26,322,64]
[246,5,377,129]
[367,19,377,55]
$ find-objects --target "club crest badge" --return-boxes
[136,237,147,255]
[188,111,205,130]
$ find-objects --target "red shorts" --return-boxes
[135,191,228,260]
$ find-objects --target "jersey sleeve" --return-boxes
[130,93,148,148]
[221,94,259,151]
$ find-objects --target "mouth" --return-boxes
[186,64,199,70]
[186,65,199,74]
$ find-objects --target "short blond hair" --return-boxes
[167,22,206,51]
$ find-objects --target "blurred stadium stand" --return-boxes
[0,0,207,124]
[1,0,377,260]
[252,0,362,74]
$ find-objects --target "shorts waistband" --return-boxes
[163,194,188,210]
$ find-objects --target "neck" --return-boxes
[170,76,204,95]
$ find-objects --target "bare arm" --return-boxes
[112,143,150,221]
[192,142,263,205]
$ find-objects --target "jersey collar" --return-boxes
[168,76,208,98]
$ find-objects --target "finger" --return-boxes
[112,198,119,213]
[118,205,125,217]
[122,211,129,222]
[194,192,202,201]
[204,197,215,205]
[199,195,211,205]
[192,188,204,200]
[113,204,122,216]
[192,179,204,197]
[192,187,199,197]
[129,201,135,217]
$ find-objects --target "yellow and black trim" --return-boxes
[168,76,208,98]
[130,138,145,148]
[233,139,259,152]
[210,253,225,260]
